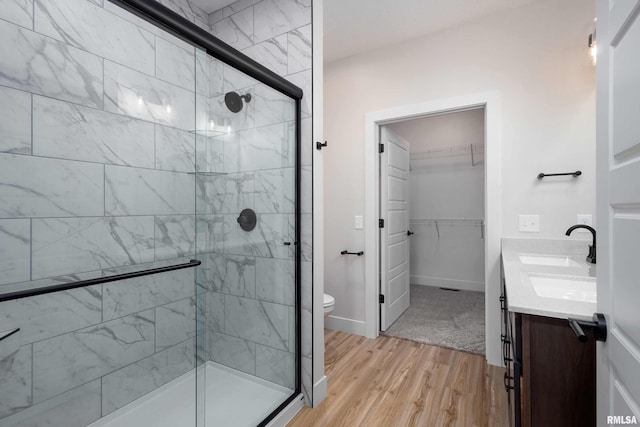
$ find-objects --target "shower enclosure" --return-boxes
[0,1,301,426]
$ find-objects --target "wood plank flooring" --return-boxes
[288,330,508,427]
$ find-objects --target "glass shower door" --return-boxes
[195,53,299,426]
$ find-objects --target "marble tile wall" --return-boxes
[0,266,197,425]
[0,0,206,424]
[204,0,314,403]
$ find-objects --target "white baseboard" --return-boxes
[325,315,367,335]
[265,394,305,427]
[312,376,327,407]
[411,275,485,292]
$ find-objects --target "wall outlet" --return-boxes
[519,215,540,232]
[577,214,593,226]
[355,215,364,229]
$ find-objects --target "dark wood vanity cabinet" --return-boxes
[501,285,596,427]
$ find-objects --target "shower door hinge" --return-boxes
[379,294,385,304]
[379,143,384,153]
[379,219,384,228]
[316,141,328,150]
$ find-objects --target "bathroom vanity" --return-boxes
[501,238,598,427]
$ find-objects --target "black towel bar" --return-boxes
[341,250,364,256]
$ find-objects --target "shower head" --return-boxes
[224,91,251,113]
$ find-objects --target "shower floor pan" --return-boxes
[89,362,291,427]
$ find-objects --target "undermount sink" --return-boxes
[519,254,581,267]
[528,273,596,303]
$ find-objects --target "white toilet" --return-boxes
[323,293,335,318]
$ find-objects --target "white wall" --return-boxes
[388,109,485,291]
[323,0,595,346]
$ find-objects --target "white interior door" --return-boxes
[380,127,410,331]
[596,1,640,424]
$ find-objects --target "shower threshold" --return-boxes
[89,362,292,427]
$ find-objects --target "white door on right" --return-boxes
[596,1,640,425]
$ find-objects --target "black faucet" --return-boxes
[565,225,596,264]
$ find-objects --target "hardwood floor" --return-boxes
[288,330,508,427]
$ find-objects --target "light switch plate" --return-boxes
[519,215,540,232]
[355,215,364,229]
[577,214,593,226]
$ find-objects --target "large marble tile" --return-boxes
[223,123,293,173]
[105,166,195,216]
[32,310,155,403]
[0,219,30,286]
[199,253,256,298]
[285,70,311,118]
[156,37,196,91]
[301,165,312,214]
[195,135,224,174]
[155,125,196,173]
[242,34,288,77]
[208,291,224,332]
[209,331,255,375]
[0,285,101,345]
[34,0,154,75]
[223,213,294,259]
[33,96,155,167]
[197,172,254,215]
[301,213,312,262]
[301,356,312,406]
[300,117,312,167]
[255,168,295,214]
[154,215,196,260]
[154,0,208,25]
[0,0,33,29]
[102,268,195,321]
[102,338,195,415]
[198,54,224,98]
[31,216,155,279]
[0,345,31,419]
[255,345,295,389]
[287,24,312,75]
[0,154,104,218]
[222,63,258,93]
[255,257,295,306]
[210,7,253,51]
[0,380,101,427]
[195,214,225,256]
[220,0,260,19]
[224,295,291,351]
[253,84,296,128]
[104,61,195,131]
[0,19,103,109]
[253,0,311,43]
[156,297,196,351]
[0,86,31,155]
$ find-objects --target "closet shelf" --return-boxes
[410,143,485,166]
[410,218,484,239]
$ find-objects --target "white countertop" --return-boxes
[502,237,597,321]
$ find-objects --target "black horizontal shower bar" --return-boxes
[537,170,582,179]
[108,0,303,100]
[0,259,201,303]
[341,250,364,256]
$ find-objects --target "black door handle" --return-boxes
[407,231,414,236]
[568,313,607,342]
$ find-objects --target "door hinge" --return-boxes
[379,143,384,153]
[379,219,384,228]
[379,294,385,303]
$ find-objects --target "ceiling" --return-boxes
[190,0,537,62]
[323,0,537,63]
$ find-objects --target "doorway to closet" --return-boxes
[380,107,486,355]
